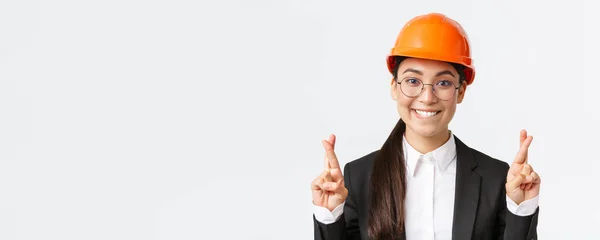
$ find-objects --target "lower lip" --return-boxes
[412,109,441,119]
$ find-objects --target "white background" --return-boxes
[0,0,598,239]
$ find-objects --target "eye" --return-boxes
[403,78,421,86]
[436,80,454,87]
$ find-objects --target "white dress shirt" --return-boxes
[313,132,539,240]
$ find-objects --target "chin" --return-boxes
[415,128,441,137]
[406,123,444,138]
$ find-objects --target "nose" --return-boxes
[418,84,438,104]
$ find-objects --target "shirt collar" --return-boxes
[403,131,457,176]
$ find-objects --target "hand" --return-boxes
[311,134,348,212]
[506,129,541,205]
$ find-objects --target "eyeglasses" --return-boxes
[396,78,461,101]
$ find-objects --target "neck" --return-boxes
[404,128,451,154]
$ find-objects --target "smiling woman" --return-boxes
[311,12,540,240]
[392,57,466,140]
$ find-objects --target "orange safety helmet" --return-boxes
[386,13,475,85]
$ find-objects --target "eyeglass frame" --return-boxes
[394,78,464,101]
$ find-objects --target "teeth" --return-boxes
[415,110,438,117]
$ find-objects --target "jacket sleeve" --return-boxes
[494,163,539,240]
[314,163,362,240]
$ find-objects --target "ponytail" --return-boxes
[366,56,466,239]
[367,118,407,239]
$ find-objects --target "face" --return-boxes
[391,58,467,138]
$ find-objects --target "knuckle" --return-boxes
[341,188,349,197]
[313,177,322,185]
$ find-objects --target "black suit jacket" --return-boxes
[314,135,539,240]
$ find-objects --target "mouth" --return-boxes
[412,109,442,118]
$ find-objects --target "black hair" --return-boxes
[367,56,467,239]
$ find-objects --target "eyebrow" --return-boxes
[403,68,423,75]
[435,70,456,78]
[402,68,456,78]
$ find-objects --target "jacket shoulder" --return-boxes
[342,150,379,199]
[343,150,379,174]
[469,147,510,176]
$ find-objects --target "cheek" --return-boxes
[396,97,416,122]
[441,102,458,119]
[396,96,413,113]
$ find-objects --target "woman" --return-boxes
[311,13,541,240]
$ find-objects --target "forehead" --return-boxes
[397,58,457,74]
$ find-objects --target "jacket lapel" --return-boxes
[451,136,481,240]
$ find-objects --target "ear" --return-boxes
[391,78,399,100]
[457,82,467,103]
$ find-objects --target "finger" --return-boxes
[513,136,533,164]
[322,182,341,192]
[322,139,341,169]
[520,164,533,188]
[527,171,540,190]
[520,129,527,146]
[323,134,336,170]
[328,134,336,149]
[323,169,332,182]
[329,167,343,181]
[334,184,348,201]
[311,172,328,191]
[506,174,525,192]
[524,136,532,164]
[519,130,527,165]
[520,178,533,190]
[323,140,331,170]
[323,151,330,170]
[312,177,324,191]
[518,164,534,190]
[532,171,541,183]
[509,162,522,177]
[520,164,532,175]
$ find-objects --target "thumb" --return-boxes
[506,174,526,192]
[333,182,348,200]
